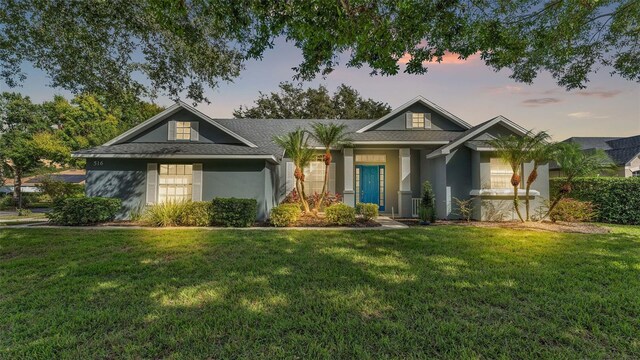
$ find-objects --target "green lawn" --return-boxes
[1,226,639,359]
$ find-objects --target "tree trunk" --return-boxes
[513,185,525,222]
[539,181,570,222]
[294,168,310,213]
[14,169,22,211]
[525,167,538,221]
[315,150,331,211]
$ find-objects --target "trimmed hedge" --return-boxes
[47,197,121,225]
[550,177,640,225]
[211,197,257,227]
[270,203,302,227]
[355,203,379,221]
[325,203,356,225]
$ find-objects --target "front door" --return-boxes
[358,165,385,211]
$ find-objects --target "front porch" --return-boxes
[341,147,421,218]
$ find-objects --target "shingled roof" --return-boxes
[561,135,640,166]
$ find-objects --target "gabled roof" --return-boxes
[355,96,472,133]
[426,115,529,158]
[563,137,620,151]
[561,135,640,166]
[103,101,258,148]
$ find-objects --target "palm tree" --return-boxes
[273,128,315,213]
[488,132,548,222]
[309,122,351,210]
[523,132,554,220]
[540,143,612,221]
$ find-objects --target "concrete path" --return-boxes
[375,216,409,229]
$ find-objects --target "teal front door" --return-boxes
[357,165,385,211]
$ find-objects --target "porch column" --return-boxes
[343,148,355,207]
[398,148,412,217]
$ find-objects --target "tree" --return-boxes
[233,83,391,119]
[309,123,351,210]
[2,1,636,104]
[488,132,548,222]
[273,129,315,213]
[523,132,554,221]
[0,93,69,211]
[541,143,612,222]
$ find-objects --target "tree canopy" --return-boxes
[1,1,637,103]
[233,83,391,119]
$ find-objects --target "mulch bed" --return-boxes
[396,218,610,234]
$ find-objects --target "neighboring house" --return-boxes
[73,96,550,221]
[0,169,86,195]
[550,135,640,178]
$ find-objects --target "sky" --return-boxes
[5,38,640,141]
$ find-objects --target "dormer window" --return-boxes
[405,112,432,129]
[168,120,199,141]
[176,121,192,140]
[412,113,425,128]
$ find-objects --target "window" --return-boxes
[304,160,325,195]
[633,170,640,177]
[412,113,425,128]
[158,164,193,203]
[379,166,385,207]
[355,154,386,163]
[490,158,513,189]
[176,121,191,140]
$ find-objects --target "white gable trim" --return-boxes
[103,101,258,148]
[356,96,471,133]
[426,116,529,159]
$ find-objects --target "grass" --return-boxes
[0,212,47,221]
[1,226,639,359]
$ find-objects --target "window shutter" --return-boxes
[285,162,294,194]
[190,121,199,142]
[329,163,336,193]
[168,120,176,141]
[146,163,158,204]
[424,113,432,129]
[192,163,203,201]
[405,112,412,129]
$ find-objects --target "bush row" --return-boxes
[49,197,258,227]
[550,177,640,225]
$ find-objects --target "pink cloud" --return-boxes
[398,51,480,65]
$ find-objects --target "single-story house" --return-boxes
[73,96,550,221]
[550,136,640,178]
[0,169,86,195]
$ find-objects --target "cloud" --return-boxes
[575,89,622,98]
[567,112,610,119]
[488,85,529,95]
[397,51,480,65]
[522,97,562,106]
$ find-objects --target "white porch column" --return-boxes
[398,148,412,217]
[343,148,355,206]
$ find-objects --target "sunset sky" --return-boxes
[8,38,640,141]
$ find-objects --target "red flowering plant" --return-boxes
[307,192,342,210]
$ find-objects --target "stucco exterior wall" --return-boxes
[371,103,466,131]
[86,158,273,220]
[128,109,241,144]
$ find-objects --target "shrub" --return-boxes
[307,192,343,210]
[142,201,211,227]
[37,175,84,201]
[453,197,474,222]
[355,203,378,221]
[549,198,596,223]
[0,195,12,210]
[421,181,436,221]
[550,177,640,224]
[211,197,257,227]
[325,203,356,225]
[270,203,302,227]
[47,197,121,225]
